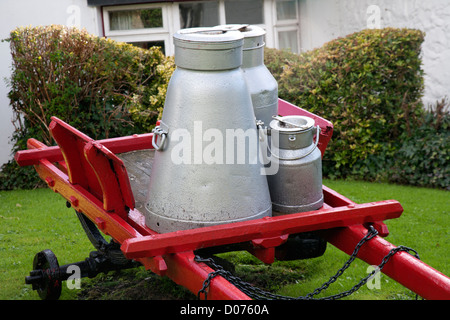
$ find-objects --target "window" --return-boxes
[103,4,170,54]
[273,0,300,53]
[104,4,167,34]
[225,0,264,25]
[276,0,297,21]
[109,8,163,30]
[278,29,299,53]
[179,2,220,29]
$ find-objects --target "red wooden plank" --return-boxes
[84,141,135,217]
[33,158,141,244]
[121,200,403,259]
[163,252,252,300]
[15,131,154,167]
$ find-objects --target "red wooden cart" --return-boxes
[16,99,450,300]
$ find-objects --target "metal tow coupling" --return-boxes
[25,249,140,300]
[25,212,140,300]
[195,226,422,300]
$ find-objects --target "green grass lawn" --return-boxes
[0,188,94,300]
[0,180,448,300]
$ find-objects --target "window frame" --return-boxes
[102,3,172,54]
[103,3,169,37]
[275,26,300,53]
[274,0,299,25]
[177,0,221,29]
[272,0,300,53]
[223,0,265,26]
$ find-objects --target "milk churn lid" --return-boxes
[174,27,244,49]
[270,115,315,133]
[173,27,244,70]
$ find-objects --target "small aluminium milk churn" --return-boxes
[266,115,323,214]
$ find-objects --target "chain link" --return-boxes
[194,226,421,300]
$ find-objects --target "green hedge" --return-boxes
[266,28,426,178]
[0,25,174,190]
[265,28,449,189]
[387,100,449,189]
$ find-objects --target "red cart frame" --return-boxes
[15,99,450,300]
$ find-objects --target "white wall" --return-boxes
[299,0,450,110]
[0,0,99,166]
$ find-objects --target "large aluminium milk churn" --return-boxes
[267,115,323,214]
[216,25,278,127]
[145,28,272,233]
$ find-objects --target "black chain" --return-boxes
[195,226,421,300]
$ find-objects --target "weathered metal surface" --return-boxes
[217,24,278,127]
[240,25,278,127]
[117,150,154,211]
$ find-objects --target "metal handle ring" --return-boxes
[152,126,167,151]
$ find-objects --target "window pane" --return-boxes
[109,8,163,30]
[225,0,264,25]
[278,30,299,53]
[276,0,297,20]
[129,41,165,54]
[179,2,219,28]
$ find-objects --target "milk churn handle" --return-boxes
[267,125,321,161]
[242,42,266,51]
[152,126,168,151]
[256,120,266,142]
